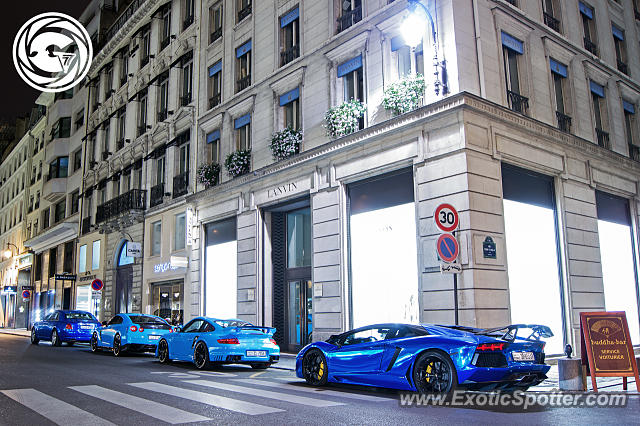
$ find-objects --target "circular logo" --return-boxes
[13,12,93,92]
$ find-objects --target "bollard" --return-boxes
[558,358,584,391]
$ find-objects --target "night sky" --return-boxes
[1,1,92,119]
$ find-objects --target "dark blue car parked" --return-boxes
[31,310,101,346]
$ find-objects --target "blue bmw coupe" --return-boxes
[31,310,101,346]
[296,323,552,393]
[157,317,280,369]
[91,313,174,356]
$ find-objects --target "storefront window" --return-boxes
[287,208,311,268]
[348,169,419,328]
[152,281,184,325]
[205,217,237,318]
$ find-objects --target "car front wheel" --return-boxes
[31,328,39,345]
[193,341,210,370]
[413,350,458,394]
[90,333,99,352]
[302,349,328,386]
[51,329,61,347]
[158,340,170,364]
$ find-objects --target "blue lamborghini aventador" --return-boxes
[296,323,552,392]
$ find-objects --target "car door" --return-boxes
[100,315,123,347]
[330,326,395,377]
[46,312,60,339]
[173,319,204,361]
[36,314,52,339]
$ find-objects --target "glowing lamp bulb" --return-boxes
[3,249,11,259]
[401,11,427,48]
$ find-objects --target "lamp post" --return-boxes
[401,0,448,96]
[3,243,18,259]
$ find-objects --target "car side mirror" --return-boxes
[101,321,107,326]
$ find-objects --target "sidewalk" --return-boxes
[0,328,30,338]
[534,364,638,393]
[273,353,296,371]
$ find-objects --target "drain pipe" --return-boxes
[472,0,486,97]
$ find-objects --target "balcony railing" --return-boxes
[629,144,640,161]
[157,109,168,122]
[617,60,628,75]
[280,45,300,66]
[595,128,610,149]
[556,111,572,133]
[95,189,146,223]
[507,90,529,114]
[81,217,91,235]
[584,37,598,56]
[173,171,188,198]
[543,12,560,32]
[238,5,252,22]
[183,15,194,30]
[150,183,165,208]
[236,75,251,92]
[210,27,222,44]
[96,0,145,54]
[337,6,362,33]
[209,94,221,109]
[180,93,192,106]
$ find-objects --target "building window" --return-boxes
[137,91,148,137]
[101,122,110,158]
[78,244,87,274]
[542,0,561,32]
[152,221,162,255]
[48,247,57,277]
[175,213,186,250]
[49,157,69,179]
[183,0,194,30]
[623,101,638,160]
[280,7,300,66]
[234,114,251,151]
[550,59,571,133]
[74,109,84,132]
[501,31,528,114]
[178,142,189,175]
[339,55,364,104]
[116,108,125,150]
[51,117,71,140]
[612,25,627,75]
[71,191,80,215]
[391,37,424,78]
[580,2,597,55]
[54,88,73,101]
[180,52,193,106]
[236,41,251,93]
[204,217,238,317]
[337,0,362,33]
[206,130,220,164]
[92,240,100,270]
[113,176,120,197]
[209,3,223,43]
[35,253,42,281]
[157,72,169,121]
[140,25,151,67]
[590,81,609,149]
[54,200,65,223]
[63,241,74,273]
[103,64,113,100]
[156,155,165,185]
[159,4,172,50]
[73,149,82,173]
[237,0,251,23]
[208,61,222,109]
[280,87,300,130]
[119,48,129,86]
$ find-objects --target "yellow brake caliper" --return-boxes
[425,363,433,383]
[318,361,325,380]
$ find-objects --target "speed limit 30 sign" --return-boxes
[434,203,459,232]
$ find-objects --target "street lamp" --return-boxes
[401,0,448,96]
[3,243,18,259]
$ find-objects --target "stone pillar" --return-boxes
[237,210,257,324]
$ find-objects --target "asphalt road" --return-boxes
[0,334,638,425]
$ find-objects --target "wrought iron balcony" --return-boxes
[160,37,170,50]
[183,15,194,30]
[173,171,188,198]
[556,111,572,133]
[150,183,165,208]
[629,144,640,161]
[96,0,145,54]
[209,94,221,109]
[210,28,222,44]
[543,12,560,32]
[584,37,598,56]
[157,109,168,122]
[280,45,300,67]
[81,217,91,235]
[617,60,628,75]
[238,5,251,22]
[95,189,146,223]
[595,128,610,149]
[180,93,192,106]
[236,75,251,92]
[507,90,529,114]
[337,6,362,33]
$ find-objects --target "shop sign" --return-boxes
[55,274,77,281]
[79,274,97,282]
[268,182,298,199]
[580,311,640,392]
[126,242,142,258]
[482,237,496,259]
[186,208,196,247]
[17,253,32,268]
[21,285,35,291]
[154,262,179,273]
[170,256,188,268]
[2,285,17,294]
[255,178,310,205]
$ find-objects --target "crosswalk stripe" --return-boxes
[233,379,393,402]
[129,382,283,415]
[184,379,345,408]
[1,389,115,426]
[69,385,210,424]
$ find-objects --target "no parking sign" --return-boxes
[21,289,31,300]
[91,279,103,292]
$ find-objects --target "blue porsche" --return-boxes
[296,323,552,393]
[31,310,101,346]
[156,317,280,370]
[91,313,174,356]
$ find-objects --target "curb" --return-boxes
[0,331,30,338]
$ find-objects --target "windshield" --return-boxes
[65,312,96,321]
[214,320,252,328]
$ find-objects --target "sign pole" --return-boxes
[453,230,459,325]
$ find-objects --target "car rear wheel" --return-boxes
[113,334,124,357]
[30,328,39,345]
[158,340,170,364]
[193,341,210,370]
[90,333,99,352]
[302,349,328,386]
[250,362,271,370]
[51,329,61,347]
[413,350,458,394]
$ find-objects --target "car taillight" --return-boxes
[270,338,277,345]
[65,324,72,330]
[217,338,239,344]
[130,326,138,332]
[139,327,144,332]
[476,343,506,351]
[169,328,173,333]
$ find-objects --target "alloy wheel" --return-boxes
[113,335,121,357]
[414,352,456,394]
[51,329,60,347]
[31,329,38,345]
[158,340,170,363]
[90,334,98,352]
[193,342,209,369]
[302,350,328,386]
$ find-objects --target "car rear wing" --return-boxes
[474,324,554,342]
[231,326,276,336]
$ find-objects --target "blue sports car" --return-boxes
[157,317,280,370]
[296,323,552,393]
[91,313,174,356]
[31,310,101,346]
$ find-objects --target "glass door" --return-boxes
[287,280,313,349]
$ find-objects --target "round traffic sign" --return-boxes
[436,233,459,263]
[434,203,459,232]
[91,279,104,292]
[21,289,31,299]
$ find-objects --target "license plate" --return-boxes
[80,325,93,329]
[512,351,535,361]
[246,350,267,357]
[148,335,161,340]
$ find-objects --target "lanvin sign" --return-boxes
[255,177,311,205]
